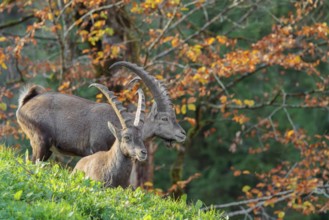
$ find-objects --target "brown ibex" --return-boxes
[16,62,185,162]
[73,85,146,188]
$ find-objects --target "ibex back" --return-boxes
[16,85,123,161]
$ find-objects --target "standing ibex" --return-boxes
[73,85,146,188]
[16,62,185,162]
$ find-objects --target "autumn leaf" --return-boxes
[143,0,163,9]
[233,170,241,176]
[264,198,278,207]
[169,0,180,6]
[242,185,251,193]
[184,117,196,126]
[79,30,89,40]
[187,104,196,111]
[187,45,202,62]
[233,114,249,124]
[162,36,173,43]
[242,170,250,175]
[175,105,181,114]
[1,62,7,70]
[286,130,295,138]
[243,99,255,107]
[131,2,144,14]
[58,81,70,91]
[216,35,227,44]
[48,12,53,21]
[104,27,114,36]
[171,37,180,47]
[0,102,7,111]
[256,183,266,188]
[205,37,215,45]
[181,104,187,114]
[143,181,153,187]
[96,93,103,99]
[181,103,196,114]
[220,95,227,104]
[192,74,207,84]
[155,74,164,80]
[110,45,121,58]
[10,104,17,109]
[275,211,285,219]
[94,20,105,28]
[0,51,7,70]
[232,99,243,106]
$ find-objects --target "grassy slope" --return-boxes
[0,146,225,220]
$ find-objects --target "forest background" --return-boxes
[0,0,329,219]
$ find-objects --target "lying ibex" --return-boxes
[16,62,185,162]
[73,85,146,188]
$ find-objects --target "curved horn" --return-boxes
[89,83,131,129]
[134,88,146,127]
[109,61,172,113]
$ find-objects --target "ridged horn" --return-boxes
[134,88,146,127]
[89,83,131,129]
[109,61,173,113]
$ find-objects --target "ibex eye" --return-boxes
[161,117,169,122]
[123,136,131,142]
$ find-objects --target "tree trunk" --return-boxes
[131,141,158,188]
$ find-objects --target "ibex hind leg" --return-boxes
[30,138,52,162]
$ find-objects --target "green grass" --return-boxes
[0,146,226,220]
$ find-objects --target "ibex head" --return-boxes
[109,61,187,147]
[148,102,186,146]
[90,84,147,161]
[107,123,147,161]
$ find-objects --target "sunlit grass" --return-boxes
[0,145,225,220]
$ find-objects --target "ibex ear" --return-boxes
[107,121,119,139]
[148,102,158,121]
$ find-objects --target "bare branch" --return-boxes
[201,190,293,211]
[0,14,35,30]
[206,89,329,110]
[218,64,268,96]
[225,184,329,217]
[283,107,297,133]
[168,1,211,32]
[14,55,24,82]
[147,5,178,52]
[55,0,73,23]
[212,72,229,96]
[215,192,292,218]
[206,101,329,110]
[268,117,279,140]
[47,0,66,79]
[2,32,57,41]
[224,0,261,35]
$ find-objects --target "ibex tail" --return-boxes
[18,85,46,108]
